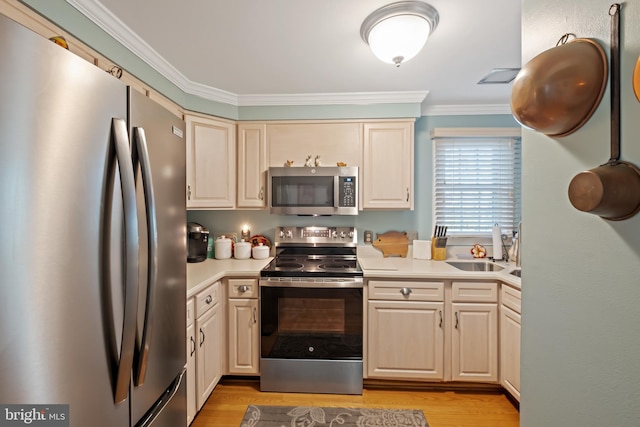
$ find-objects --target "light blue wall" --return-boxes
[16,3,519,242]
[521,1,640,426]
[18,0,421,121]
[414,115,520,240]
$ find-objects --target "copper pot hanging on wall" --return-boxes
[511,35,608,137]
[567,4,640,221]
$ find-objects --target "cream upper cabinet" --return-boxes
[237,122,267,208]
[362,121,414,210]
[185,114,236,209]
[266,121,362,168]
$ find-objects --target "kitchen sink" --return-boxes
[446,261,504,272]
[510,269,522,278]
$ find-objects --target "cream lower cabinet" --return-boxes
[237,123,267,208]
[450,282,499,382]
[367,280,445,380]
[500,284,521,401]
[194,281,223,411]
[227,278,260,374]
[185,114,236,209]
[362,121,414,210]
[186,299,196,425]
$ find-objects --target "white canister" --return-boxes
[234,240,251,259]
[214,236,232,260]
[252,243,269,260]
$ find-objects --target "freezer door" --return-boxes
[0,14,132,427]
[128,88,187,426]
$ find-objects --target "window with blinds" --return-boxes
[432,130,521,236]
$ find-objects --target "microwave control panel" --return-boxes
[338,176,357,207]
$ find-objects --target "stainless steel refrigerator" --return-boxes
[0,13,187,427]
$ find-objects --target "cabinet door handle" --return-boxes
[259,186,264,200]
[238,285,250,293]
[406,188,410,202]
[400,287,412,296]
[190,336,196,356]
[455,312,459,329]
[253,307,257,324]
[187,184,191,200]
[205,295,212,304]
[439,310,443,329]
[199,328,205,347]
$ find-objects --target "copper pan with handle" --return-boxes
[568,4,640,221]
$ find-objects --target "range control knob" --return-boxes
[331,230,338,238]
[348,231,355,238]
[279,230,285,238]
[285,230,293,239]
[339,231,346,238]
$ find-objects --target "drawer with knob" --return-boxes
[195,281,221,317]
[228,278,258,298]
[368,280,444,301]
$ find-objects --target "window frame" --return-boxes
[431,127,522,238]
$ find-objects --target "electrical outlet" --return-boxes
[364,230,373,244]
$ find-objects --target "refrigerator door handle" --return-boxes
[135,368,186,427]
[111,118,140,404]
[131,127,158,387]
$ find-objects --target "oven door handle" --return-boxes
[259,278,363,288]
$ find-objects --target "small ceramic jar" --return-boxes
[251,243,269,260]
[214,236,232,260]
[234,240,251,259]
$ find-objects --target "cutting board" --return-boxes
[372,231,409,258]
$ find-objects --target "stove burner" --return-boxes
[275,262,304,270]
[318,263,354,270]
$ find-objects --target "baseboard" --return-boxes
[220,375,507,395]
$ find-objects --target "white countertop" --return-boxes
[358,256,521,289]
[357,244,521,289]
[187,257,273,297]
[186,249,521,298]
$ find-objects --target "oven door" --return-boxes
[260,281,363,360]
[259,278,364,394]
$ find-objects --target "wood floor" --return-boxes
[191,378,520,427]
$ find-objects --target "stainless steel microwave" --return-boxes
[269,166,358,215]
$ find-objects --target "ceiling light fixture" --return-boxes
[360,1,439,67]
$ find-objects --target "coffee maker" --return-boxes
[187,222,209,263]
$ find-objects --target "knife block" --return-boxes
[431,237,447,261]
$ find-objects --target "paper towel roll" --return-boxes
[492,225,502,260]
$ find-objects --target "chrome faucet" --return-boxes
[512,222,521,267]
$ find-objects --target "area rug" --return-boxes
[240,405,429,427]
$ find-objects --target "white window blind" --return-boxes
[433,131,521,236]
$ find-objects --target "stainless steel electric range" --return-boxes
[259,226,363,395]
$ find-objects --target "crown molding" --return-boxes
[421,103,513,116]
[66,0,430,108]
[237,91,429,106]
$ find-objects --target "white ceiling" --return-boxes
[69,0,521,113]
